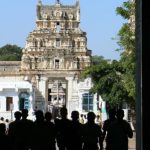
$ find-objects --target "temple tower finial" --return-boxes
[38,0,42,4]
[76,0,80,8]
[38,0,42,5]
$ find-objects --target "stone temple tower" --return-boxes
[21,0,92,117]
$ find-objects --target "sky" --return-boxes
[0,0,127,60]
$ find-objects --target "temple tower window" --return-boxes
[34,40,38,47]
[77,41,80,48]
[40,40,43,47]
[56,22,61,32]
[55,59,59,69]
[72,40,75,47]
[56,39,60,47]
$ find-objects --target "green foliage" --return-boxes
[0,44,22,61]
[82,59,130,107]
[116,0,136,108]
[92,55,111,65]
[120,51,136,101]
[116,0,135,52]
[117,23,135,53]
[116,1,135,19]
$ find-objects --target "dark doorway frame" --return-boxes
[135,0,142,150]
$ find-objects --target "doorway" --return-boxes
[6,97,13,111]
[19,92,30,110]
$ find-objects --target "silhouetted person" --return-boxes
[32,110,47,150]
[107,109,133,150]
[17,109,34,150]
[8,111,22,150]
[0,123,10,150]
[55,107,72,150]
[70,110,83,150]
[102,108,116,150]
[0,117,4,123]
[44,111,56,150]
[82,112,103,150]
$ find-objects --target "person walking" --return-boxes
[0,123,10,150]
[55,107,72,150]
[82,112,103,150]
[8,111,22,150]
[70,110,83,150]
[107,109,133,150]
[102,108,116,150]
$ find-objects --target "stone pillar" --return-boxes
[65,76,73,116]
[37,76,48,112]
[28,90,34,120]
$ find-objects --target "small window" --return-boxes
[34,40,37,47]
[48,89,51,101]
[56,22,61,32]
[72,40,75,47]
[55,59,59,69]
[82,93,93,112]
[40,40,43,47]
[77,41,80,48]
[77,57,80,69]
[56,39,60,47]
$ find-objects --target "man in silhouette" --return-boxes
[0,117,5,123]
[70,110,83,150]
[44,111,57,150]
[102,108,116,150]
[18,109,34,150]
[55,107,72,150]
[82,112,103,150]
[107,109,133,150]
[8,111,22,150]
[32,110,48,150]
[0,123,10,150]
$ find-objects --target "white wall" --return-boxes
[0,80,33,120]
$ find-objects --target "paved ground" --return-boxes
[128,132,136,150]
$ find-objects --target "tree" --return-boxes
[0,44,22,61]
[116,0,135,108]
[82,57,129,108]
[92,55,111,65]
[115,0,136,126]
[82,1,135,110]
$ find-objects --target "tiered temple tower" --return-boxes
[21,0,92,116]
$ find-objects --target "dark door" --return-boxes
[6,97,13,111]
[19,98,25,110]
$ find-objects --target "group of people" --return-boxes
[0,107,133,150]
[0,117,9,129]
